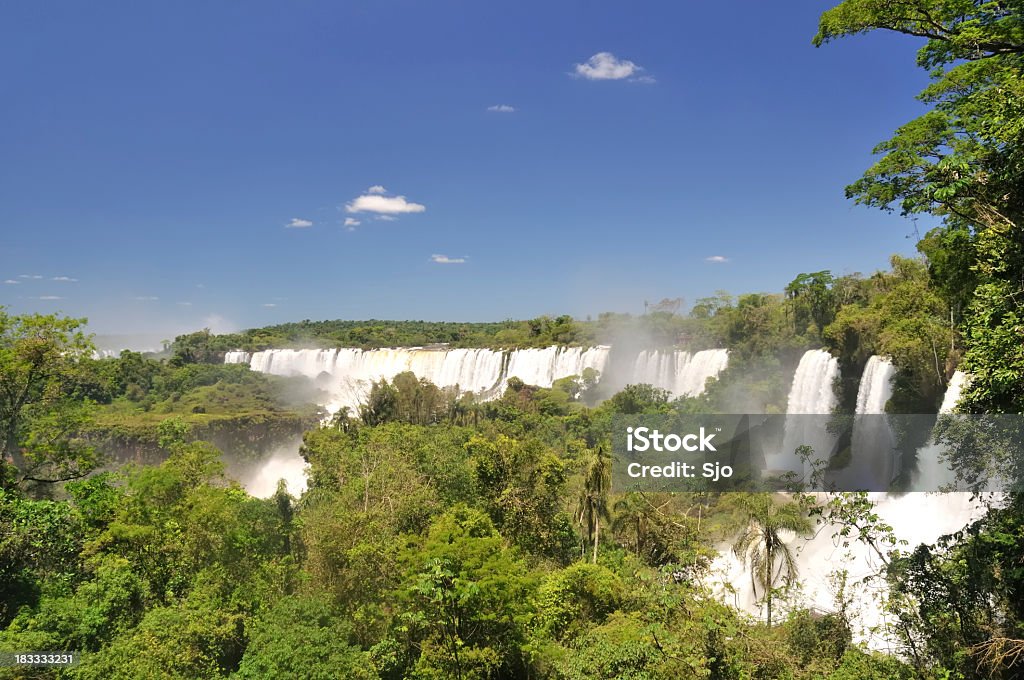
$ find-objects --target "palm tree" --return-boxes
[576,446,611,563]
[732,494,811,627]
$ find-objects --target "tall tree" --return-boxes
[0,309,99,489]
[814,0,1024,413]
[576,446,612,563]
[732,494,811,628]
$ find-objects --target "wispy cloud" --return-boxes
[367,185,387,195]
[705,255,730,264]
[37,295,64,300]
[344,217,361,230]
[487,104,516,113]
[431,254,467,265]
[177,302,192,307]
[19,274,43,280]
[4,280,19,285]
[346,188,426,216]
[132,296,159,301]
[286,218,313,229]
[262,303,277,308]
[573,52,651,82]
[52,276,78,282]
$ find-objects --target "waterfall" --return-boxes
[676,349,730,397]
[628,348,729,398]
[829,356,898,489]
[786,350,841,415]
[709,492,986,649]
[855,356,895,415]
[770,350,841,474]
[914,370,970,490]
[227,345,728,414]
[711,357,984,649]
[228,346,622,414]
[939,370,968,414]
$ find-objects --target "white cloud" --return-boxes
[37,295,63,300]
[132,296,159,301]
[574,52,645,80]
[346,193,426,215]
[375,215,397,222]
[344,218,361,229]
[431,254,467,264]
[286,218,313,229]
[487,104,516,113]
[4,280,19,285]
[52,276,78,282]
[262,303,277,308]
[367,185,387,194]
[177,302,192,307]
[705,255,730,263]
[19,274,43,279]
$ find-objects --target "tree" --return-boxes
[0,309,99,490]
[576,446,612,563]
[398,506,532,679]
[732,494,811,628]
[235,596,372,679]
[814,0,1024,413]
[825,256,952,410]
[606,384,671,415]
[785,270,836,336]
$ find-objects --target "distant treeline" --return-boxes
[171,314,702,354]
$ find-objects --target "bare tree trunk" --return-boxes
[766,542,773,628]
[592,515,599,564]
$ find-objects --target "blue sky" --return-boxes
[1,1,938,336]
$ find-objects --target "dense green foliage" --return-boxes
[3,303,1024,677]
[2,363,943,680]
[815,0,1024,414]
[4,309,1019,680]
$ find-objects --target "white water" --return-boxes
[914,371,970,491]
[710,492,987,650]
[855,356,896,415]
[227,345,728,414]
[832,356,898,489]
[629,348,731,398]
[231,445,308,499]
[770,350,841,474]
[939,370,968,414]
[712,358,983,650]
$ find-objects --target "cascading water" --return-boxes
[228,345,729,414]
[709,491,985,650]
[770,349,841,474]
[628,348,730,397]
[228,347,518,414]
[939,370,968,414]
[914,371,969,490]
[712,357,984,650]
[855,356,896,415]
[832,356,897,489]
